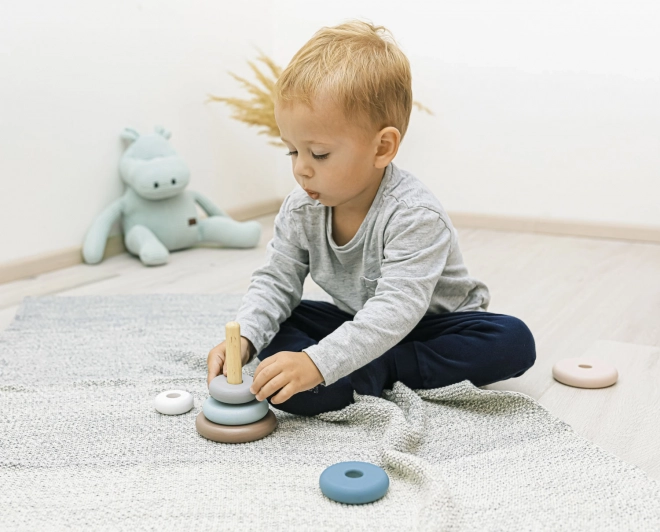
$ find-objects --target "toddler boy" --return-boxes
[207,20,536,415]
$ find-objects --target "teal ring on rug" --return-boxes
[319,461,389,504]
[202,396,269,426]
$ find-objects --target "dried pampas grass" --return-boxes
[206,47,433,148]
[206,48,283,147]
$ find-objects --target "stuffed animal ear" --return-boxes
[154,125,172,139]
[121,127,140,143]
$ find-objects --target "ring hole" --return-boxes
[166,393,181,398]
[345,470,364,478]
[578,365,592,369]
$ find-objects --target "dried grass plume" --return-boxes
[206,47,433,149]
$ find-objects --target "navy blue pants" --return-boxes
[257,300,536,416]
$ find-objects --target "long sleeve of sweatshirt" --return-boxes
[234,195,309,364]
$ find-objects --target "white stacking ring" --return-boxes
[154,389,194,415]
[552,358,618,389]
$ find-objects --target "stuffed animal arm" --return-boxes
[82,198,124,265]
[191,190,229,218]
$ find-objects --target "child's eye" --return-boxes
[285,151,329,160]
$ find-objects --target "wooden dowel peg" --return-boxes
[225,321,242,385]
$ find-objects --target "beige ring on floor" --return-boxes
[195,409,278,443]
[552,357,618,389]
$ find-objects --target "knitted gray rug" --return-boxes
[1,294,659,531]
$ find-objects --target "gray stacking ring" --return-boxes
[209,374,255,404]
[202,396,269,426]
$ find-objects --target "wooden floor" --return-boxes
[2,213,659,480]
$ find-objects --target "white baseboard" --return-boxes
[0,199,283,285]
[1,202,658,285]
[449,212,660,244]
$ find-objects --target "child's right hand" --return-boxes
[207,336,255,387]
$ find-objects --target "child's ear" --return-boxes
[375,127,400,167]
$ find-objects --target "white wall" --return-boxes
[273,1,660,224]
[1,0,659,265]
[0,0,281,264]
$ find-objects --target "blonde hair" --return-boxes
[274,19,413,141]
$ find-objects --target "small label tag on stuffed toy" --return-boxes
[188,218,197,226]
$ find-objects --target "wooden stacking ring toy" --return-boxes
[202,397,269,425]
[552,357,618,389]
[196,321,277,444]
[154,389,194,415]
[319,461,390,504]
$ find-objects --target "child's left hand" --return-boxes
[250,351,324,404]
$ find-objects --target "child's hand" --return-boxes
[250,351,324,404]
[207,336,254,387]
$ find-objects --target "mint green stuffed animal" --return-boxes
[83,126,261,266]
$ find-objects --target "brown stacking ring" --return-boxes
[195,409,278,443]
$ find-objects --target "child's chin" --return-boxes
[310,195,327,205]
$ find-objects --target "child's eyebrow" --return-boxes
[281,137,330,145]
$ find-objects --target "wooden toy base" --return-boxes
[195,409,277,443]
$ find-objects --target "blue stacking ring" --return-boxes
[319,461,390,504]
[202,396,269,426]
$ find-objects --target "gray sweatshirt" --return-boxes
[235,161,491,387]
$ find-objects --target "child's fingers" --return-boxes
[207,348,225,386]
[270,383,296,405]
[241,346,251,366]
[254,372,287,402]
[251,356,279,394]
[240,338,252,365]
[252,354,277,382]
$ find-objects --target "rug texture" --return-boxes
[1,294,659,531]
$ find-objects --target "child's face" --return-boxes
[275,94,386,209]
